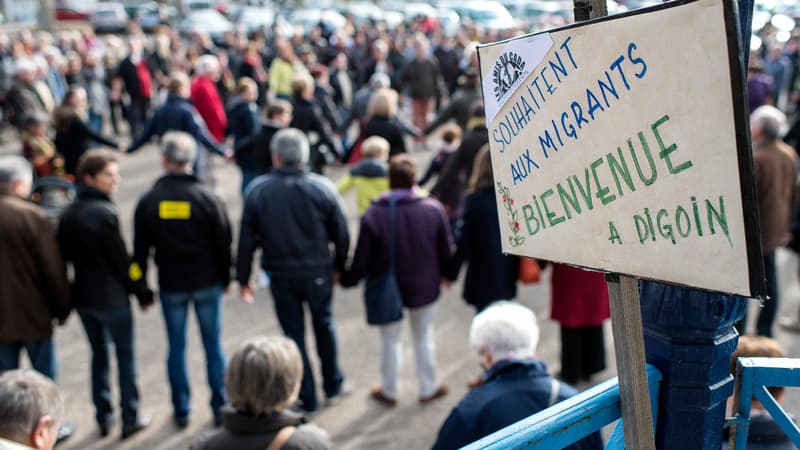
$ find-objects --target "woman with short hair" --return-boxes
[342,155,454,406]
[190,336,332,450]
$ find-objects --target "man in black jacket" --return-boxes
[290,74,343,174]
[57,150,152,439]
[237,128,350,413]
[132,131,232,428]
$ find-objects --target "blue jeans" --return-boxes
[0,338,57,379]
[160,284,226,419]
[79,306,140,427]
[240,167,259,194]
[270,275,343,412]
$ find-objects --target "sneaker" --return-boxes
[419,385,449,404]
[121,414,151,440]
[324,380,354,407]
[369,386,398,407]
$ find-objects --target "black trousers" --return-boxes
[559,325,606,384]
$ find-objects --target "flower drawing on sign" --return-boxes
[497,182,525,247]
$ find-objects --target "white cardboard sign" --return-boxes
[477,0,765,297]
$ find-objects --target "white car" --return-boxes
[178,9,233,44]
[439,1,516,32]
[90,2,129,33]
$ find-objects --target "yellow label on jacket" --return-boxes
[159,201,191,220]
[129,262,143,281]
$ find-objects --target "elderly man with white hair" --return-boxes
[190,54,227,146]
[738,105,798,337]
[431,302,603,450]
[4,59,48,130]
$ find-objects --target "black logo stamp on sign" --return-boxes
[493,52,526,102]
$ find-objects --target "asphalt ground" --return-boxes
[1,124,798,449]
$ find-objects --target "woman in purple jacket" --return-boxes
[342,155,454,406]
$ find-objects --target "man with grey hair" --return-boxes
[432,302,603,450]
[0,369,63,450]
[739,105,798,337]
[237,128,350,413]
[132,131,232,427]
[0,156,69,380]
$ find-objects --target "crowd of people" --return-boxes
[0,9,798,450]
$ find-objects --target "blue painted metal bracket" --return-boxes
[730,357,800,450]
[462,365,662,450]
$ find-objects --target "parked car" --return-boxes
[90,2,129,33]
[178,9,233,44]
[236,6,292,35]
[136,2,177,32]
[439,1,516,31]
[290,9,347,36]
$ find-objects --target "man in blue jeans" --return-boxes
[133,131,233,427]
[237,128,351,413]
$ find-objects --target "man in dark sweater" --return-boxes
[431,302,603,450]
[132,131,233,427]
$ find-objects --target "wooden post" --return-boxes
[571,1,655,448]
[607,275,656,450]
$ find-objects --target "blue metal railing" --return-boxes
[728,357,800,450]
[463,364,662,450]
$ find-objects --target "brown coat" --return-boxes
[0,194,70,342]
[754,139,798,253]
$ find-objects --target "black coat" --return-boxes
[448,187,518,309]
[58,187,152,310]
[237,167,350,282]
[290,96,343,165]
[235,123,281,175]
[431,126,489,199]
[361,116,407,157]
[133,173,233,292]
[54,114,118,176]
[115,55,153,100]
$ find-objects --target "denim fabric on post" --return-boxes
[0,338,57,380]
[78,305,139,426]
[160,284,227,420]
[270,275,343,412]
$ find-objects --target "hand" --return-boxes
[140,302,153,312]
[223,148,235,162]
[333,272,341,285]
[118,144,126,153]
[441,278,452,289]
[240,284,255,304]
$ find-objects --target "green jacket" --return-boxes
[337,159,389,215]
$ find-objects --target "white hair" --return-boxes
[751,105,788,140]
[0,156,32,194]
[195,54,220,76]
[470,301,539,362]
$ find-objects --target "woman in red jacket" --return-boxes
[190,55,227,144]
[550,264,610,385]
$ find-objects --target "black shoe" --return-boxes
[55,421,77,446]
[213,415,223,427]
[121,414,151,440]
[174,414,189,429]
[99,417,116,437]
